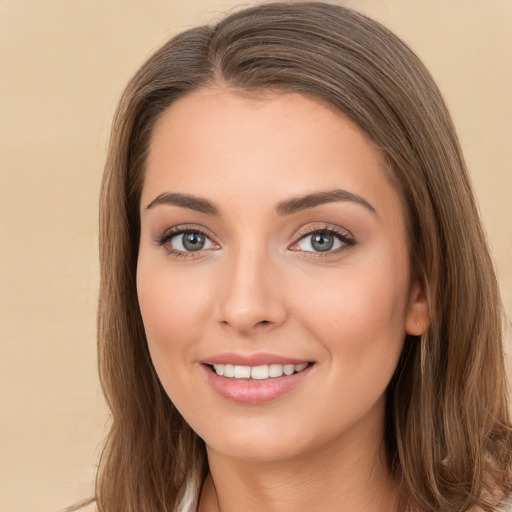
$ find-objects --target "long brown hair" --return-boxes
[94,2,511,511]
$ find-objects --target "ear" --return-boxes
[405,280,430,336]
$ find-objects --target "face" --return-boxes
[137,89,428,463]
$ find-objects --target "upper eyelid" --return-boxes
[154,226,218,258]
[154,224,215,245]
[153,223,354,249]
[289,224,356,253]
[293,223,354,241]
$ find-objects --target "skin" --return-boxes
[137,88,430,512]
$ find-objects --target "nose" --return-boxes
[215,246,288,336]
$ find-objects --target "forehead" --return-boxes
[142,88,401,221]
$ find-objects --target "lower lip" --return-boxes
[203,364,314,405]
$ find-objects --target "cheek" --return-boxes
[296,251,410,377]
[307,261,408,321]
[136,264,219,427]
[136,259,214,387]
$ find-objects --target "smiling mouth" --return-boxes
[207,362,312,380]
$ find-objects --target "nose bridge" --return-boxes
[216,242,286,334]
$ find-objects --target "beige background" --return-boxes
[0,1,510,511]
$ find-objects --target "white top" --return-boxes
[498,496,512,512]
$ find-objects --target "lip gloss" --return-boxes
[202,363,313,405]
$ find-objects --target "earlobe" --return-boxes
[405,281,430,336]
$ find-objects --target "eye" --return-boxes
[156,228,218,255]
[290,227,355,254]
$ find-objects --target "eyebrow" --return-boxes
[145,188,376,216]
[275,189,376,216]
[146,192,219,215]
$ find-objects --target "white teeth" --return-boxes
[234,365,251,378]
[268,364,284,378]
[251,365,269,380]
[224,364,235,378]
[283,364,295,376]
[212,363,309,379]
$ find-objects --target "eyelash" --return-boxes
[154,224,355,258]
[154,226,216,258]
[291,224,355,257]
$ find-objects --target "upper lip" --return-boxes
[202,352,312,367]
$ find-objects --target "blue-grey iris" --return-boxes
[311,232,334,252]
[183,232,205,251]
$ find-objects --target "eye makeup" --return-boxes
[289,223,356,257]
[153,221,356,260]
[153,225,219,258]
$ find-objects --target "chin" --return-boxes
[195,413,350,465]
[205,433,311,463]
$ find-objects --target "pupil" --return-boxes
[311,233,333,252]
[183,232,205,251]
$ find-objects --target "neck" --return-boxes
[198,421,399,512]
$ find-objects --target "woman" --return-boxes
[89,2,512,511]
